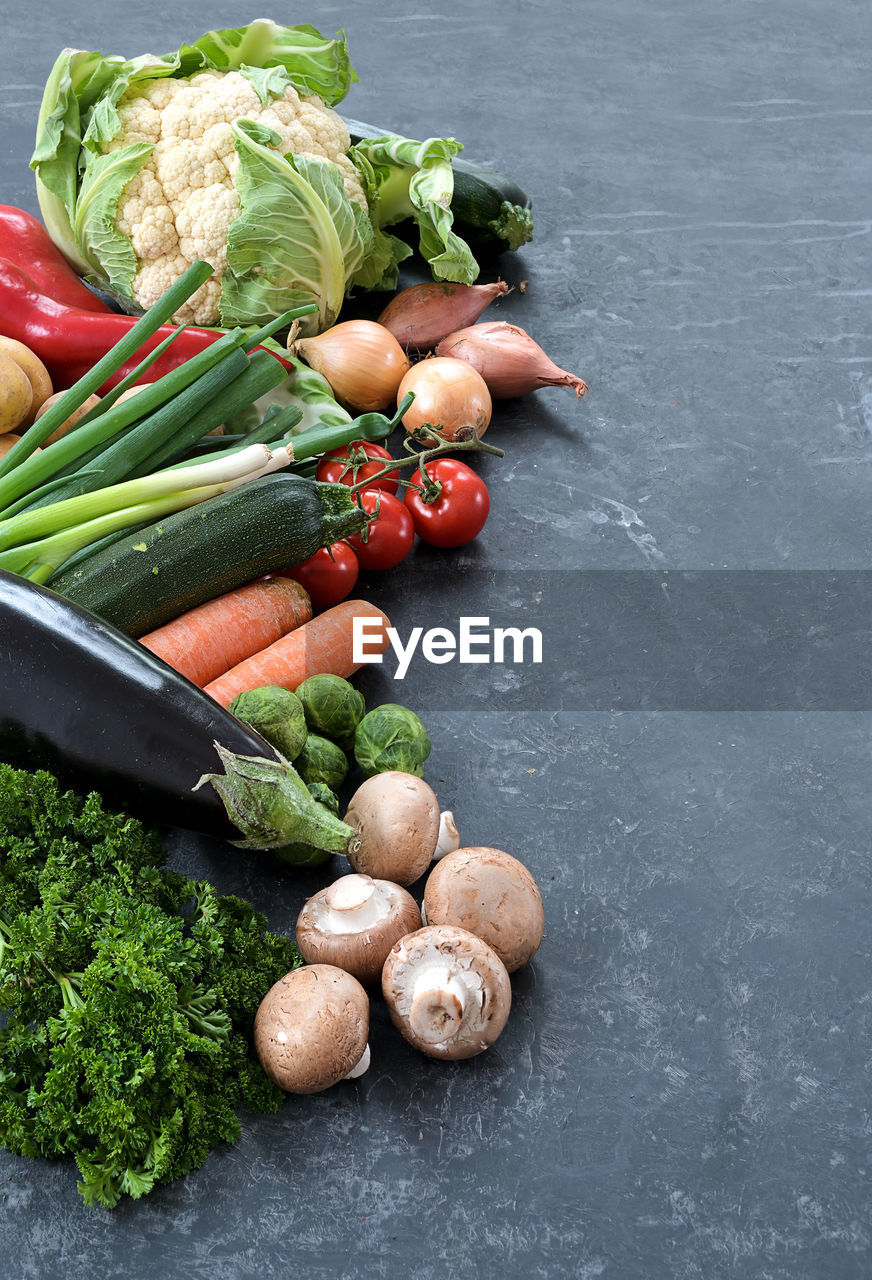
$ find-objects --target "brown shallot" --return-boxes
[290,319,411,413]
[436,322,588,400]
[377,281,510,351]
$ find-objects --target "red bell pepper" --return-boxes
[0,205,115,315]
[0,257,289,394]
[0,258,220,390]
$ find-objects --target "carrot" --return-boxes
[204,599,392,706]
[139,576,312,687]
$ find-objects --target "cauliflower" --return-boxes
[104,70,368,324]
[33,22,481,333]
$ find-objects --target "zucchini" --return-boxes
[49,474,367,637]
[343,116,534,254]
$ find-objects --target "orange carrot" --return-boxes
[204,599,391,706]
[140,577,312,688]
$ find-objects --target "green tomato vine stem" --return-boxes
[349,426,504,500]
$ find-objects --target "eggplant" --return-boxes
[0,571,358,858]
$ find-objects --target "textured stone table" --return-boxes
[1,2,870,1277]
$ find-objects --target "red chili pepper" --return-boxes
[0,257,287,394]
[0,205,115,314]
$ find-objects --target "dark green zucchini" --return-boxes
[343,116,533,254]
[49,474,367,637]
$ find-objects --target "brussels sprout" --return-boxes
[294,734,349,790]
[228,685,308,761]
[307,781,340,815]
[296,674,366,748]
[354,704,431,779]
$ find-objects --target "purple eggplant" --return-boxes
[0,570,358,858]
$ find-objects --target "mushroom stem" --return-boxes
[433,811,460,860]
[408,965,470,1043]
[323,874,388,934]
[344,1042,371,1079]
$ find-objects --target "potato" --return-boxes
[0,338,52,426]
[0,433,40,459]
[0,352,33,433]
[114,383,152,406]
[35,391,102,445]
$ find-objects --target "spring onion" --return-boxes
[0,260,215,477]
[20,347,253,513]
[0,444,293,581]
[76,324,191,423]
[0,330,250,515]
[126,351,291,479]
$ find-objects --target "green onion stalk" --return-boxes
[0,443,292,583]
[0,260,216,480]
[0,252,317,516]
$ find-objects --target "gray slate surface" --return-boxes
[1,1,870,1277]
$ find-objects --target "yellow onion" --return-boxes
[290,319,412,413]
[397,358,492,442]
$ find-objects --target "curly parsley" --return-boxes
[0,763,299,1208]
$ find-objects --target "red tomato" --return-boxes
[315,440,399,494]
[404,459,490,548]
[347,489,415,570]
[282,542,359,611]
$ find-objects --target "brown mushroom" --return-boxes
[422,846,545,972]
[343,771,440,885]
[296,873,422,985]
[254,963,370,1093]
[381,924,511,1060]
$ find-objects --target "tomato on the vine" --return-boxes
[404,459,490,548]
[281,542,359,611]
[347,489,415,571]
[315,440,399,494]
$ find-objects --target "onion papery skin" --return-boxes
[396,358,492,442]
[293,320,412,413]
[436,322,588,400]
[378,282,510,351]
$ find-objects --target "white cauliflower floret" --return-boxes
[106,70,367,323]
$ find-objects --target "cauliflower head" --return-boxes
[104,70,368,324]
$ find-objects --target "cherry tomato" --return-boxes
[281,542,359,611]
[347,489,415,570]
[315,440,399,494]
[404,459,490,548]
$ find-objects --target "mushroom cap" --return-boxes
[343,771,440,886]
[381,924,512,1060]
[296,873,423,985]
[422,846,545,972]
[254,963,369,1093]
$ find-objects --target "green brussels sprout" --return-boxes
[354,704,431,779]
[307,781,340,815]
[294,734,349,790]
[296,674,366,748]
[227,685,308,761]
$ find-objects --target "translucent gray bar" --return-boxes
[353,571,872,711]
